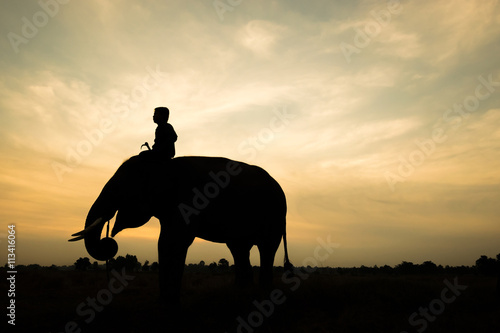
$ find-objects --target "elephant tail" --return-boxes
[283,231,294,274]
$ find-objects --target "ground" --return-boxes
[3,268,499,332]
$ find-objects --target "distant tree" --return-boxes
[218,258,229,268]
[356,265,369,275]
[110,254,141,271]
[74,257,91,271]
[125,254,141,271]
[395,261,415,275]
[476,255,497,276]
[109,256,126,270]
[142,260,150,272]
[150,262,159,272]
[199,260,205,267]
[420,261,438,274]
[208,262,217,272]
[92,261,99,270]
[27,264,41,270]
[379,265,393,275]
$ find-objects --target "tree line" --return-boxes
[72,255,231,273]
[4,253,499,276]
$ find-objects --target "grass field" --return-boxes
[4,268,499,333]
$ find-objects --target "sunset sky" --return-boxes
[1,0,499,268]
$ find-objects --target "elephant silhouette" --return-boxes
[70,155,293,304]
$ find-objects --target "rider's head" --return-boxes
[153,107,169,124]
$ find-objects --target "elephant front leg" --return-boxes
[158,231,193,306]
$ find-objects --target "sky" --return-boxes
[1,0,499,268]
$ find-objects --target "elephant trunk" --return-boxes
[84,220,117,262]
[79,189,119,261]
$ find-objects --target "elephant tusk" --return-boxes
[68,234,85,242]
[70,217,105,238]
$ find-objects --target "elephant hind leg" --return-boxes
[227,242,253,287]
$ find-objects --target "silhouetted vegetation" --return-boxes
[218,258,229,268]
[142,260,150,272]
[108,254,141,272]
[6,253,500,275]
[476,255,500,276]
[74,257,91,271]
[150,261,159,272]
[3,254,499,333]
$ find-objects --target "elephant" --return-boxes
[69,155,293,303]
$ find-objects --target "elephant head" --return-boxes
[69,156,156,261]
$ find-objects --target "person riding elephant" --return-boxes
[142,106,177,160]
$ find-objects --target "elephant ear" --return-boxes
[109,155,160,236]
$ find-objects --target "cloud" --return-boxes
[238,20,287,56]
[399,0,500,67]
